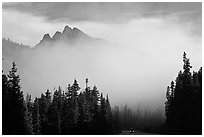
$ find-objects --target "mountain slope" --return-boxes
[2,38,33,71]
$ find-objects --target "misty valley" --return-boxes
[2,25,202,135]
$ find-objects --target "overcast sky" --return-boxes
[2,2,202,112]
[3,2,201,47]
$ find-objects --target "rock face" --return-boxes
[43,33,52,40]
[35,25,101,48]
[53,31,62,40]
[41,33,52,42]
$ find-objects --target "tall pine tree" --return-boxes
[165,52,202,134]
[5,62,29,134]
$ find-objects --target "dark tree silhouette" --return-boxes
[165,52,202,134]
[32,97,41,134]
[66,80,80,134]
[38,90,51,134]
[2,62,32,134]
[25,93,34,134]
[2,72,10,134]
[3,62,169,135]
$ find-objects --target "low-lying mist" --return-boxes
[2,18,201,116]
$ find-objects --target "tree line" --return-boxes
[112,105,164,133]
[2,63,111,135]
[2,52,202,135]
[165,52,202,134]
[2,62,165,135]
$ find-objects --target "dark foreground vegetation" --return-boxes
[2,52,202,135]
[164,52,202,134]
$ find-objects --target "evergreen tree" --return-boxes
[25,93,34,134]
[99,93,107,134]
[105,95,112,133]
[91,86,99,116]
[91,85,100,133]
[65,80,80,134]
[38,90,51,134]
[61,89,71,134]
[78,92,92,134]
[111,106,120,132]
[3,63,115,135]
[47,87,63,134]
[32,98,41,135]
[191,68,202,133]
[165,52,202,134]
[5,62,28,134]
[2,72,10,134]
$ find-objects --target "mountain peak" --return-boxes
[53,31,62,40]
[42,33,52,41]
[73,27,81,32]
[73,27,84,33]
[35,25,105,48]
[62,25,72,34]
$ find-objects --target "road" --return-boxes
[119,130,156,135]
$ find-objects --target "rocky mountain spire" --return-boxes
[42,33,52,41]
[35,25,105,48]
[62,25,72,34]
[52,31,62,40]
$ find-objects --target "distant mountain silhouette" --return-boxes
[2,38,33,72]
[2,25,108,74]
[35,25,105,48]
[2,38,31,58]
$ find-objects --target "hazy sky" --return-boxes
[3,2,201,47]
[2,2,202,112]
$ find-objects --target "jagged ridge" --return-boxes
[36,25,92,47]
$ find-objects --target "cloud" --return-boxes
[2,9,66,47]
[3,2,201,24]
[2,2,202,47]
[2,2,201,47]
